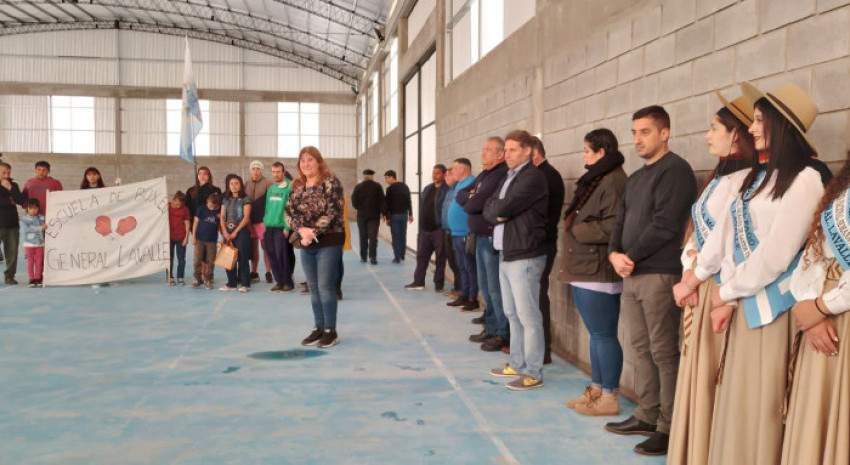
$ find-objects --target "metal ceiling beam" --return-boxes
[0,20,359,84]
[267,0,382,36]
[16,0,369,68]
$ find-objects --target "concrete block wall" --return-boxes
[358,0,850,397]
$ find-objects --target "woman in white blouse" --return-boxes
[668,91,754,465]
[783,154,850,464]
[678,81,825,464]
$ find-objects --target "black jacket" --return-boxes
[0,179,24,229]
[351,179,386,220]
[457,162,507,237]
[537,160,566,243]
[420,182,449,231]
[483,161,548,261]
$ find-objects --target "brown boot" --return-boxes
[566,385,601,409]
[575,393,620,416]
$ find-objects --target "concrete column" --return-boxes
[114,96,122,180]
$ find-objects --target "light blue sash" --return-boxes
[730,170,800,329]
[821,188,850,272]
[692,176,722,284]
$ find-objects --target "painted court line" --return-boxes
[368,266,522,465]
[115,297,227,439]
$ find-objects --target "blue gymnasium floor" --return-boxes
[1,231,666,465]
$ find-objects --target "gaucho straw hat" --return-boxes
[740,81,818,152]
[715,90,754,127]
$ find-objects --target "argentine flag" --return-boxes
[180,37,203,163]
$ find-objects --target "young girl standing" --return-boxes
[669,92,755,464]
[680,82,826,464]
[220,174,252,292]
[783,151,850,464]
[21,198,46,287]
[168,191,191,286]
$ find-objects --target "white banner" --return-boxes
[43,177,170,286]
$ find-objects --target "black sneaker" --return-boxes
[28,280,36,288]
[361,258,367,263]
[404,283,426,290]
[5,276,18,285]
[392,258,401,264]
[250,272,260,283]
[634,432,669,456]
[269,285,283,293]
[280,284,295,293]
[481,335,508,352]
[471,316,486,325]
[469,329,492,343]
[317,329,339,348]
[370,259,378,265]
[265,272,273,284]
[604,415,657,436]
[435,284,444,292]
[301,327,323,346]
[460,299,481,312]
[446,297,467,307]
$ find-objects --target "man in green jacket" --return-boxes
[263,161,294,293]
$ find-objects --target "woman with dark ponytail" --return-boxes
[668,91,755,464]
[558,128,627,416]
[678,82,826,464]
[783,152,850,464]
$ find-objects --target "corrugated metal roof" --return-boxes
[0,0,390,85]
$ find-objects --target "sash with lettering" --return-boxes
[731,169,801,329]
[821,188,850,272]
[692,176,723,284]
[42,177,170,285]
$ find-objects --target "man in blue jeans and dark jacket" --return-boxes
[484,130,549,391]
[457,137,510,352]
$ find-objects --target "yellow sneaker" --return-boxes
[566,385,602,409]
[489,364,520,377]
[506,375,544,391]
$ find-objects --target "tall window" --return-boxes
[368,75,379,146]
[359,98,367,154]
[50,96,95,153]
[278,102,319,157]
[166,99,210,156]
[382,38,399,134]
[445,0,532,81]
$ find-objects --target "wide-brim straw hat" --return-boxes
[740,81,818,152]
[715,90,754,127]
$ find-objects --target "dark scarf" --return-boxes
[715,152,751,176]
[564,149,625,218]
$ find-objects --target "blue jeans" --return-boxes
[476,237,507,338]
[499,254,545,380]
[300,245,343,330]
[169,239,187,279]
[452,236,477,299]
[225,228,251,288]
[572,286,623,391]
[390,213,408,260]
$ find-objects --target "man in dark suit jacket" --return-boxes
[483,130,549,391]
[350,169,386,265]
[531,136,566,364]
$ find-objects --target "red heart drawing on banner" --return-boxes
[116,216,137,236]
[95,215,111,237]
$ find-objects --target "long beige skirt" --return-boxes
[706,303,793,465]
[667,278,724,465]
[782,279,850,464]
